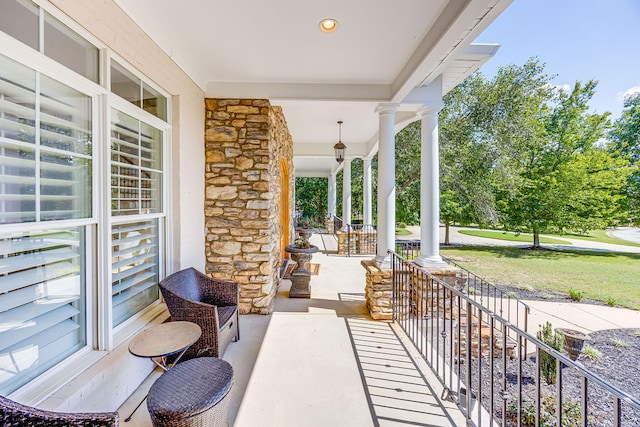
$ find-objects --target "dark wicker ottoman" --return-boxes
[147,357,234,427]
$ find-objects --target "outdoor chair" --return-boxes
[159,267,239,360]
[0,394,118,426]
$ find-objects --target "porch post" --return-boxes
[342,158,352,226]
[374,104,398,268]
[328,172,337,218]
[414,105,447,267]
[363,157,372,227]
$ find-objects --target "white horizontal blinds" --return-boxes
[0,55,37,224]
[39,75,92,221]
[0,54,92,224]
[111,220,159,326]
[0,227,86,395]
[111,109,162,216]
[139,121,162,213]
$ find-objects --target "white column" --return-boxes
[374,104,398,267]
[328,173,337,217]
[342,158,352,226]
[363,157,372,227]
[415,105,447,267]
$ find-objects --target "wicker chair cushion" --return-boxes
[147,357,234,419]
[216,305,236,325]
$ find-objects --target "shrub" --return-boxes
[537,321,564,384]
[613,338,628,347]
[568,289,585,301]
[507,395,582,427]
[581,344,603,361]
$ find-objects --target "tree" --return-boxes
[496,79,629,247]
[609,93,640,224]
[395,122,421,226]
[439,71,507,232]
[294,177,327,226]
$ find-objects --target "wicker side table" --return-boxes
[147,357,234,427]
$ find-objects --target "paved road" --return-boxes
[609,227,640,244]
[403,225,640,254]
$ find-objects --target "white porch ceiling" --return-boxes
[114,0,511,177]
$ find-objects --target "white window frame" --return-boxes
[0,0,173,400]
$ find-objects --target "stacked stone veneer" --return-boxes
[204,99,294,314]
[361,260,393,320]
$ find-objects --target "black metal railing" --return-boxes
[394,240,530,344]
[340,223,377,256]
[391,251,640,427]
[333,215,343,236]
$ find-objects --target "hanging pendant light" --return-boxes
[334,120,346,163]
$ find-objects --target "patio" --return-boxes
[119,233,467,426]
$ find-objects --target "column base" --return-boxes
[374,254,391,269]
[414,255,448,268]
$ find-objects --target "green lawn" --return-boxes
[456,227,640,248]
[440,246,640,310]
[395,227,412,236]
[458,229,571,245]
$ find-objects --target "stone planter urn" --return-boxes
[556,328,591,360]
[284,244,318,298]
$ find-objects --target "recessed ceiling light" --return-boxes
[319,18,338,33]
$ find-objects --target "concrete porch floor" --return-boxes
[118,233,466,426]
[118,232,640,425]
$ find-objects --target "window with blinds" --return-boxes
[0,54,92,224]
[111,109,162,216]
[111,220,159,327]
[110,110,163,325]
[0,228,86,395]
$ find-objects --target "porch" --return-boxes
[120,232,467,426]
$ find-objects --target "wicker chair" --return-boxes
[159,268,239,360]
[0,395,118,426]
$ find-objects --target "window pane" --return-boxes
[140,121,162,170]
[111,164,139,216]
[0,227,87,395]
[43,12,99,83]
[0,0,39,50]
[110,61,141,108]
[0,141,36,224]
[142,83,167,121]
[111,109,162,216]
[40,75,92,155]
[111,61,167,121]
[111,220,159,326]
[40,151,92,221]
[0,54,37,145]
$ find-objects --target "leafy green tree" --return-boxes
[609,92,640,224]
[295,177,327,226]
[496,79,629,247]
[395,122,421,226]
[439,71,505,230]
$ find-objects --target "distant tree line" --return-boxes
[295,58,639,247]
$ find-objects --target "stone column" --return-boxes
[363,157,372,227]
[328,172,337,218]
[342,158,352,227]
[374,104,398,268]
[415,105,447,267]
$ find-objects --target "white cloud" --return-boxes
[617,85,640,102]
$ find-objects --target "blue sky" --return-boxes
[474,0,640,120]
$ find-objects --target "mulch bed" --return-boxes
[455,283,640,426]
